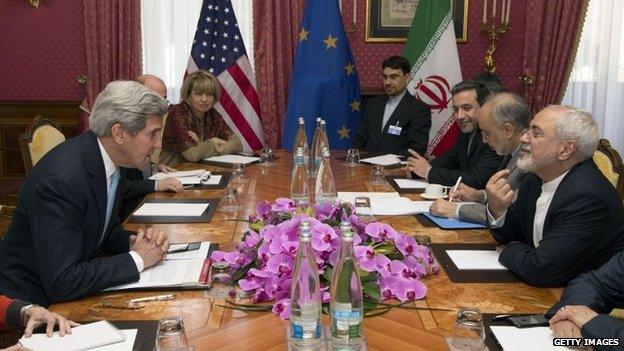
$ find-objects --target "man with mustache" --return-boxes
[430,92,529,223]
[407,80,502,189]
[353,55,431,156]
[486,105,624,287]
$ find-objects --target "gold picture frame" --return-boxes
[365,0,469,43]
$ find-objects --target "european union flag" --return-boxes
[282,0,362,150]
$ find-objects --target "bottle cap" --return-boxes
[298,117,305,125]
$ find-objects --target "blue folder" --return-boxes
[421,212,487,229]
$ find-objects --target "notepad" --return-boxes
[150,169,207,180]
[360,154,403,166]
[393,178,429,189]
[104,258,207,291]
[166,241,211,260]
[92,329,136,351]
[421,212,487,229]
[446,250,507,270]
[133,203,209,217]
[204,154,260,164]
[19,320,126,351]
[490,326,572,351]
[337,192,431,215]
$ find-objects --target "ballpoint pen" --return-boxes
[449,176,462,202]
[129,293,177,303]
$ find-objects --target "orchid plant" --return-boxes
[210,198,439,319]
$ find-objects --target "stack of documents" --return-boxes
[149,169,222,185]
[360,154,405,166]
[337,192,432,215]
[104,242,212,291]
[19,320,135,351]
[204,154,260,165]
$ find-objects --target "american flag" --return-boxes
[186,0,264,151]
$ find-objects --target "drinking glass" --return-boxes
[260,148,275,167]
[220,187,242,212]
[345,149,360,167]
[155,317,191,351]
[231,163,246,181]
[449,308,486,351]
[370,165,386,184]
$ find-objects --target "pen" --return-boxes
[183,185,194,189]
[449,176,462,202]
[492,314,511,321]
[129,293,176,303]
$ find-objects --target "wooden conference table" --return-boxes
[50,150,562,351]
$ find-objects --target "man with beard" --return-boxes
[429,92,529,224]
[407,80,502,188]
[353,55,431,156]
[486,105,624,287]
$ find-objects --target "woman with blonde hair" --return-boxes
[160,70,242,166]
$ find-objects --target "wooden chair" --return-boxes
[19,115,66,175]
[593,138,624,201]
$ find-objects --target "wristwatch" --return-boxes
[20,304,37,324]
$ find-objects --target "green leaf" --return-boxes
[362,282,381,301]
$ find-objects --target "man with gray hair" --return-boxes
[0,81,171,306]
[486,105,624,287]
[430,92,530,224]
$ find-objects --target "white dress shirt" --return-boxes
[97,139,145,272]
[532,171,568,247]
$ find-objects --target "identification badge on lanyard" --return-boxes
[388,122,402,136]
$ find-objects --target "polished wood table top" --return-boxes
[50,150,561,351]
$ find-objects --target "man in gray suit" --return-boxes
[429,93,530,224]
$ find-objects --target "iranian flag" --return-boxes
[403,0,462,157]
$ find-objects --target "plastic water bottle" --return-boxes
[330,220,363,349]
[314,146,336,204]
[309,118,323,177]
[289,220,322,347]
[292,117,309,169]
[290,147,310,207]
[319,119,330,152]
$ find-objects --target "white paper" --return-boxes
[92,329,137,351]
[167,241,211,260]
[446,250,507,270]
[133,203,209,217]
[150,169,207,180]
[204,154,260,164]
[394,178,429,189]
[337,192,430,215]
[104,258,206,291]
[360,154,403,166]
[19,320,125,351]
[490,326,573,351]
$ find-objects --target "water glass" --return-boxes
[260,148,275,167]
[231,163,246,181]
[370,165,386,184]
[345,149,360,167]
[156,317,190,351]
[220,187,242,212]
[449,308,486,351]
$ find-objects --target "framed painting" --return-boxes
[365,0,469,43]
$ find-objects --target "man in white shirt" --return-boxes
[485,105,624,287]
[0,81,171,306]
[353,55,431,156]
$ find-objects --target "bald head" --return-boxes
[137,74,167,99]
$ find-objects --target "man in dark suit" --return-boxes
[546,251,624,346]
[407,81,502,189]
[0,81,171,306]
[487,105,624,287]
[430,92,530,224]
[353,55,431,156]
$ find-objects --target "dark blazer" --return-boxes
[493,159,624,287]
[353,92,431,156]
[0,132,139,306]
[119,167,155,220]
[427,130,502,188]
[546,252,624,350]
[458,151,523,224]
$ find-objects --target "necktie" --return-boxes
[99,169,119,246]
